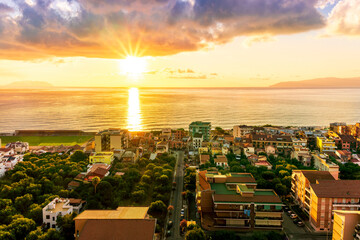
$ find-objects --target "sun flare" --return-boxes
[119,56,147,79]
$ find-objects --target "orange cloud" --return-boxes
[0,0,326,60]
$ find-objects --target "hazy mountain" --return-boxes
[3,81,54,89]
[270,77,360,88]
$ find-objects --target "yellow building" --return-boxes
[211,147,222,156]
[316,136,337,153]
[291,170,335,214]
[312,154,339,179]
[89,152,114,165]
[198,147,208,154]
[332,211,360,240]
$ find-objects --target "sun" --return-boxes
[119,56,147,79]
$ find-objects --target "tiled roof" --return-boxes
[339,134,356,143]
[198,171,210,191]
[214,155,227,163]
[311,180,360,198]
[78,219,156,240]
[301,170,335,184]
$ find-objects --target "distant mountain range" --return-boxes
[270,77,360,88]
[3,81,54,89]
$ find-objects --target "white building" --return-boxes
[192,133,203,150]
[0,162,6,178]
[214,155,228,167]
[43,198,74,229]
[6,141,29,154]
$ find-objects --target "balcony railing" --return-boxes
[333,202,360,207]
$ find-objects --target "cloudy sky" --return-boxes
[0,0,359,87]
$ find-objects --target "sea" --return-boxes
[1,88,360,133]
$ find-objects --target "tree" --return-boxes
[210,230,238,240]
[92,177,101,194]
[70,151,88,163]
[132,190,146,203]
[14,194,33,214]
[148,200,167,218]
[7,217,36,239]
[180,219,187,230]
[57,212,77,240]
[27,204,43,225]
[185,227,206,240]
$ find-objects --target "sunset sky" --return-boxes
[0,0,360,87]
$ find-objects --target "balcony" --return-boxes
[255,211,282,219]
[333,202,360,208]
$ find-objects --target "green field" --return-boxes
[0,135,94,147]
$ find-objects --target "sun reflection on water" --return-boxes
[127,88,142,131]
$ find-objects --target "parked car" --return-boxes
[181,209,185,214]
[168,221,173,229]
[293,218,300,224]
[290,214,298,219]
[286,211,293,216]
[297,221,305,227]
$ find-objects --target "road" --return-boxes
[167,151,185,240]
[283,213,330,240]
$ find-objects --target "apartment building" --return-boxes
[196,171,282,231]
[192,133,203,150]
[5,141,29,154]
[312,154,339,179]
[310,180,360,231]
[332,210,360,240]
[233,125,253,138]
[291,170,335,214]
[95,129,129,152]
[316,136,337,153]
[338,134,358,151]
[189,121,211,141]
[252,134,293,150]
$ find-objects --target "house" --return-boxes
[291,146,312,167]
[121,149,139,163]
[211,147,222,156]
[336,150,352,163]
[0,162,6,178]
[156,141,169,153]
[310,180,360,231]
[196,171,282,231]
[43,198,84,229]
[265,145,276,155]
[198,147,208,154]
[332,210,360,240]
[74,207,156,240]
[252,155,272,170]
[5,141,29,154]
[89,152,114,165]
[200,155,210,165]
[0,148,14,156]
[214,155,228,167]
[4,155,21,170]
[86,164,110,181]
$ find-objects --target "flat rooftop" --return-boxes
[75,207,149,220]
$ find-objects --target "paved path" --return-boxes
[167,151,185,240]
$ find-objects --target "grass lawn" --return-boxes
[0,136,94,147]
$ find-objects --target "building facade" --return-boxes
[189,121,211,141]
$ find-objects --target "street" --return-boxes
[167,151,185,240]
[283,213,330,240]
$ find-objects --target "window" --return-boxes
[52,217,55,221]
[46,215,50,219]
[52,224,55,228]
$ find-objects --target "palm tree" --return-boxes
[92,176,100,194]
